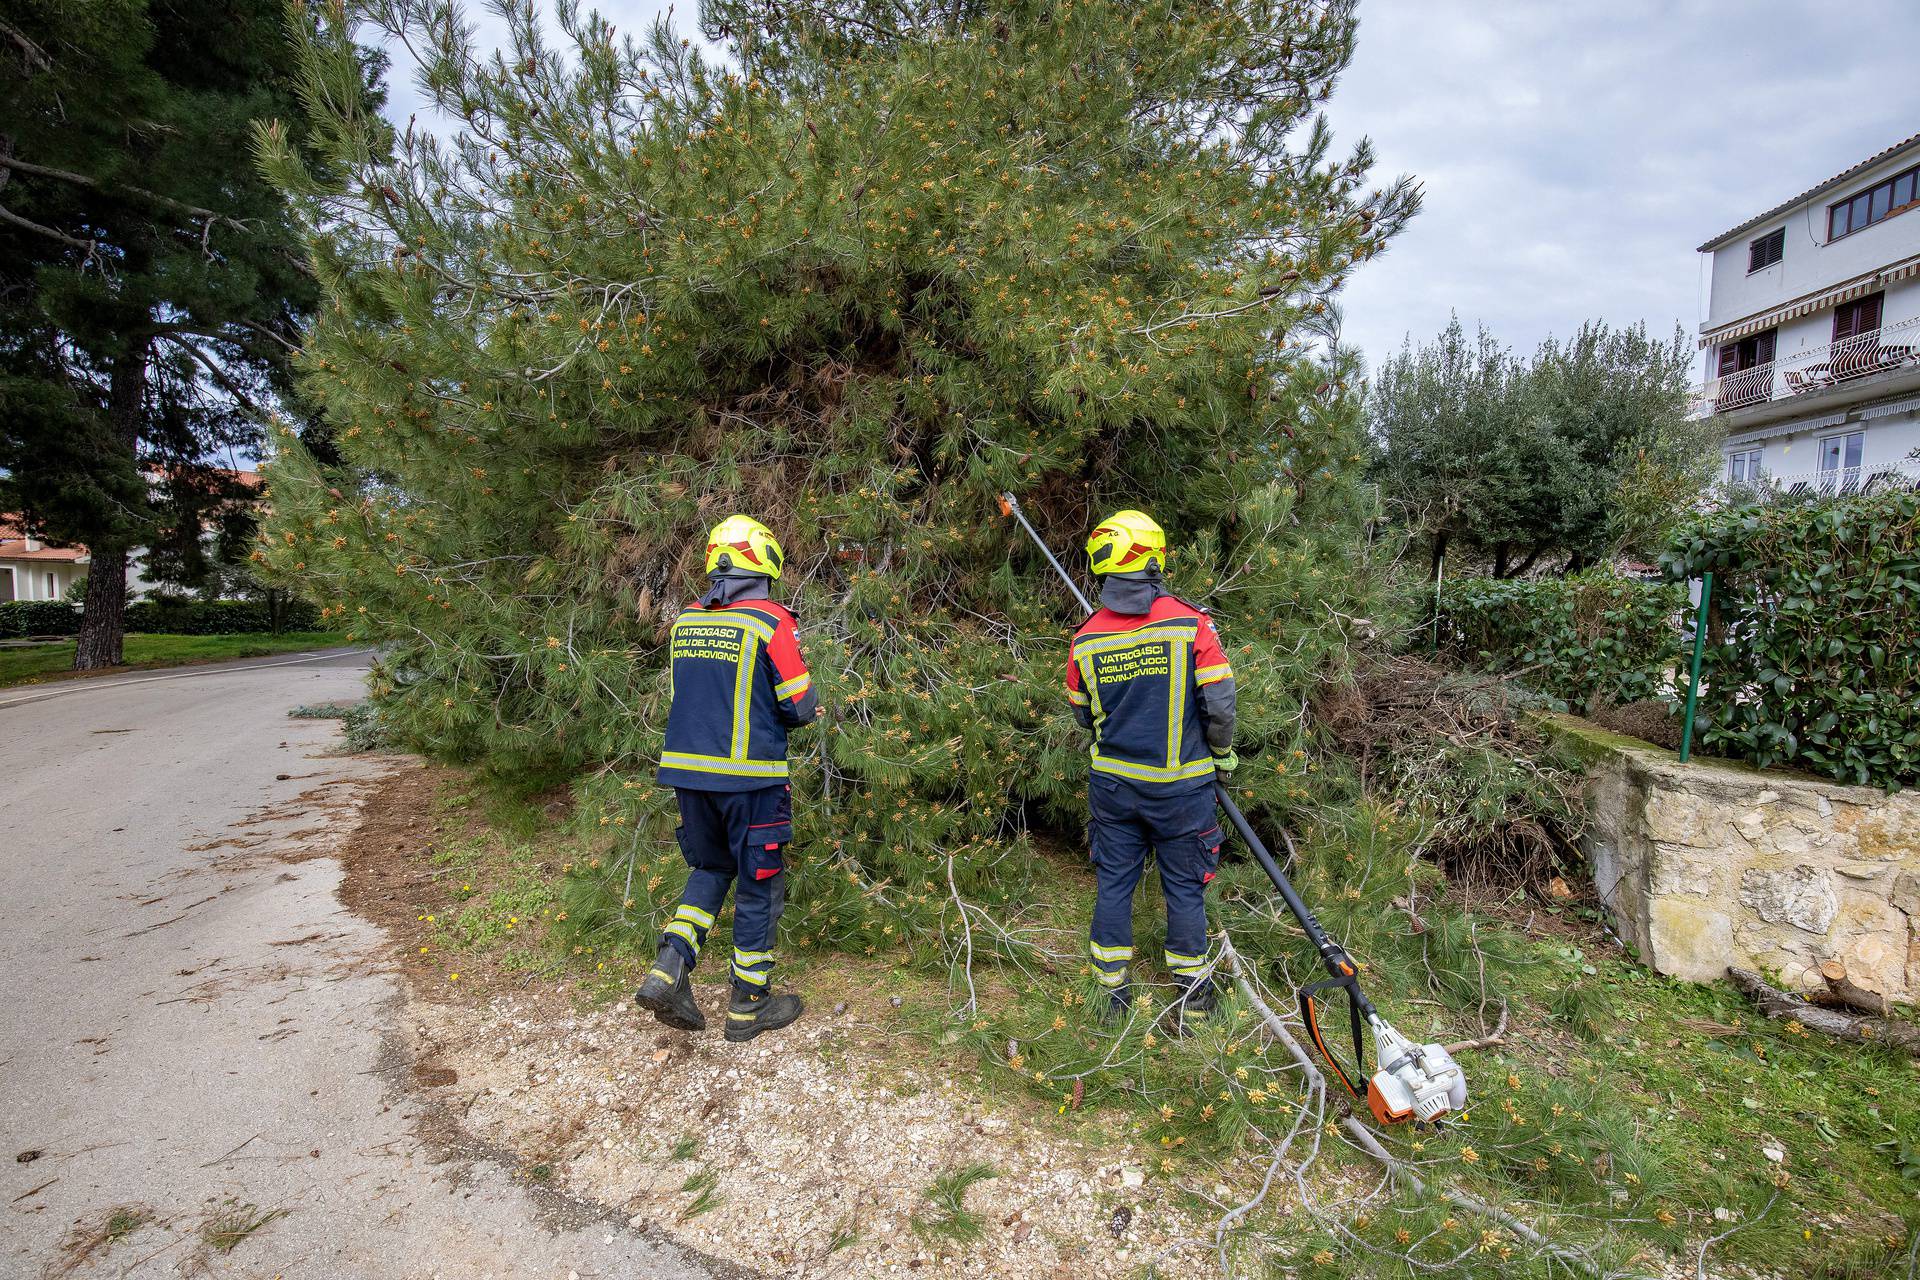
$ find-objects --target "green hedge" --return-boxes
[0,600,85,638]
[1662,491,1920,789]
[0,598,321,639]
[1433,570,1684,707]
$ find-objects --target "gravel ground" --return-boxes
[411,985,1222,1279]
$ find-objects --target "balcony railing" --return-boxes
[1697,315,1920,415]
[1716,461,1920,499]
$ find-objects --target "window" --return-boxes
[1714,327,1775,409]
[45,572,56,599]
[0,568,13,603]
[1727,449,1764,484]
[1748,228,1784,272]
[1818,431,1865,492]
[1828,162,1920,239]
[1833,291,1884,343]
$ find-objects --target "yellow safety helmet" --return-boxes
[1086,509,1168,576]
[704,514,785,579]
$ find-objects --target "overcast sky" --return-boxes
[379,1,1920,373]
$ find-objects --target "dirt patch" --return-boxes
[414,986,1216,1279]
[336,765,1221,1278]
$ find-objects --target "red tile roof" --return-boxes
[0,517,89,563]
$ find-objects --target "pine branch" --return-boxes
[0,153,260,234]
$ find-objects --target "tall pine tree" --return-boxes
[258,0,1413,953]
[0,0,324,665]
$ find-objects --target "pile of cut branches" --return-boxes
[1316,655,1586,894]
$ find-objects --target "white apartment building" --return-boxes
[1697,133,1920,492]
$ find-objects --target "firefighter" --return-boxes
[1065,509,1237,1032]
[634,515,820,1043]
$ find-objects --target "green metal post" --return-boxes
[1678,572,1713,763]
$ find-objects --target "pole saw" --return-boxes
[998,492,1468,1126]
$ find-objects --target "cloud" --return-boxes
[1328,0,1920,370]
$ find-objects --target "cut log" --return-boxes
[1726,968,1920,1057]
[1815,960,1890,1017]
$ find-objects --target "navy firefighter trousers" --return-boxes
[662,784,792,993]
[1087,773,1223,992]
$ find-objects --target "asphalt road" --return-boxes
[0,649,714,1279]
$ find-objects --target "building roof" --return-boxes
[0,518,89,564]
[1697,132,1920,253]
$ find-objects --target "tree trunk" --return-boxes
[1428,530,1449,583]
[1492,543,1510,578]
[73,343,148,671]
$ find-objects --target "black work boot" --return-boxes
[1101,983,1133,1026]
[1173,977,1218,1036]
[723,984,803,1043]
[633,946,705,1032]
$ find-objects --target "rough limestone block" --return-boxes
[1737,865,1838,935]
[1646,898,1734,984]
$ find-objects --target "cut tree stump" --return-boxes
[1727,967,1920,1057]
[1809,959,1890,1018]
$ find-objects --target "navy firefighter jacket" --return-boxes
[1065,595,1237,794]
[658,600,819,792]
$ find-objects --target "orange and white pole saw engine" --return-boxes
[999,491,1470,1127]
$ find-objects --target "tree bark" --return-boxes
[73,342,148,670]
[1492,542,1510,579]
[1727,967,1920,1056]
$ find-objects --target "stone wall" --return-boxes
[1554,715,1920,1000]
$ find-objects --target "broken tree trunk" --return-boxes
[1727,967,1920,1057]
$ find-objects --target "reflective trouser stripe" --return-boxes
[675,904,716,928]
[1089,941,1134,963]
[732,947,774,987]
[1093,965,1129,988]
[665,919,702,954]
[1165,948,1210,977]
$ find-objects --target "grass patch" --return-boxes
[53,1204,153,1273]
[678,1167,722,1219]
[384,758,1920,1277]
[910,1162,997,1245]
[0,632,347,688]
[669,1135,700,1161]
[199,1200,287,1254]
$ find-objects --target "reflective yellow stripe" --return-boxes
[1073,623,1198,655]
[674,903,716,928]
[775,673,811,700]
[1165,949,1208,967]
[1066,688,1090,707]
[1093,966,1129,987]
[1089,755,1215,784]
[1195,662,1232,685]
[660,752,790,778]
[730,629,756,759]
[1080,653,1104,735]
[1089,941,1133,962]
[1166,632,1187,770]
[731,965,770,986]
[665,919,701,950]
[727,1010,758,1021]
[732,948,774,966]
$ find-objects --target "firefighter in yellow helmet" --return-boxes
[1066,510,1238,1032]
[635,515,819,1042]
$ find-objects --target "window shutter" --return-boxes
[1717,345,1739,377]
[1754,329,1776,365]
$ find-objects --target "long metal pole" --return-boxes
[999,492,1367,998]
[1678,571,1713,764]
